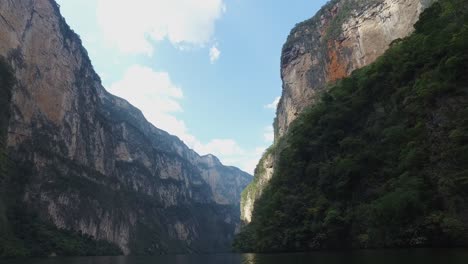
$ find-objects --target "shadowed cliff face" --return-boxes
[0,0,251,255]
[241,0,434,224]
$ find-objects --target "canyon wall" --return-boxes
[241,0,434,224]
[0,0,251,255]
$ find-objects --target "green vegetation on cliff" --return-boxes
[235,0,468,252]
[240,145,275,210]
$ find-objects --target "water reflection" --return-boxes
[4,249,468,264]
[241,253,256,264]
[242,249,467,264]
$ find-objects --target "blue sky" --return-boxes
[55,0,328,173]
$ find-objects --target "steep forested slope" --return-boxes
[235,0,468,252]
[241,0,433,226]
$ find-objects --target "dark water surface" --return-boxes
[4,249,468,264]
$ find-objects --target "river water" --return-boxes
[4,249,468,264]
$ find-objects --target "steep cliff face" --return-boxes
[240,150,274,223]
[277,0,434,138]
[0,0,251,255]
[241,0,433,224]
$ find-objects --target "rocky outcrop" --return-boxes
[241,0,434,224]
[0,0,251,255]
[240,151,274,223]
[278,0,435,138]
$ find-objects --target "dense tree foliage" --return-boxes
[1,205,123,257]
[235,0,468,252]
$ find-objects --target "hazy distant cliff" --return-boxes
[0,0,251,256]
[241,0,433,224]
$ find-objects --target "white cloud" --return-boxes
[264,96,280,110]
[109,65,184,130]
[96,0,226,54]
[108,65,264,174]
[108,65,194,149]
[209,45,221,63]
[196,139,244,157]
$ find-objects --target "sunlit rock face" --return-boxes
[241,0,434,224]
[240,152,274,224]
[277,0,435,138]
[0,0,251,254]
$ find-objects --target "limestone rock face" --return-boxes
[0,0,251,254]
[277,0,434,138]
[241,0,434,224]
[240,152,274,223]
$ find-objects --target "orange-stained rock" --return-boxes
[327,40,348,83]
